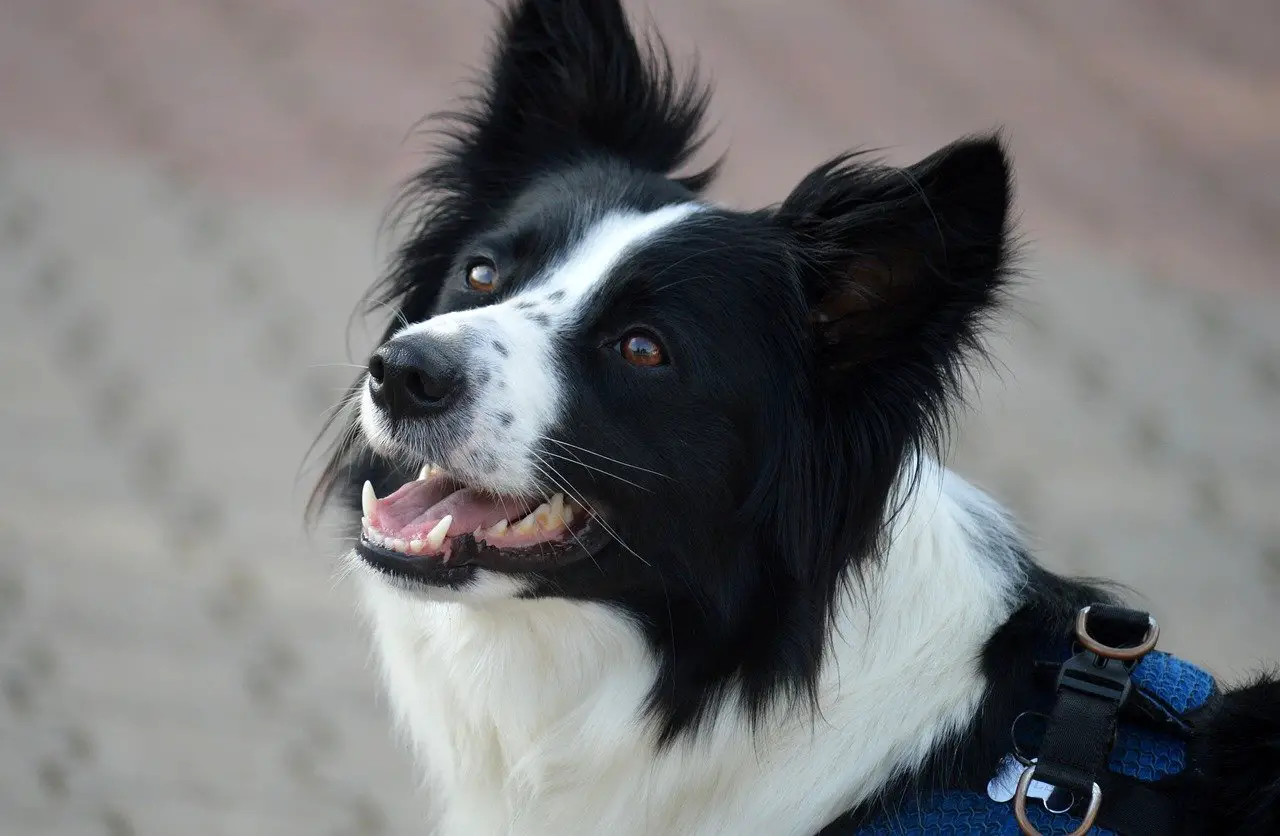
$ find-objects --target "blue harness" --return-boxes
[853,607,1217,835]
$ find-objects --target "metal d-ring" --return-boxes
[1013,765,1101,836]
[1075,605,1159,662]
[1009,711,1048,765]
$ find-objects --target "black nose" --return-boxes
[367,336,462,417]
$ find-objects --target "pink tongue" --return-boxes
[406,488,534,535]
[373,478,535,538]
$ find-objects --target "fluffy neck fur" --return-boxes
[352,460,1025,836]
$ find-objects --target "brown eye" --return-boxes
[466,260,497,293]
[619,331,666,367]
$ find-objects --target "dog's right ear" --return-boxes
[463,0,715,192]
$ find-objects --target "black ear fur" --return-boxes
[778,135,1013,398]
[471,0,716,192]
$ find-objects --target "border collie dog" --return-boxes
[313,1,1280,832]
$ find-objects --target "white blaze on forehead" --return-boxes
[538,202,701,311]
[378,203,700,495]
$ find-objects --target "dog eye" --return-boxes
[466,259,498,293]
[618,331,666,367]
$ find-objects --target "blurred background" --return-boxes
[1,1,1277,834]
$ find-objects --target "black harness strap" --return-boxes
[1093,773,1181,834]
[1034,646,1132,795]
[1018,605,1179,836]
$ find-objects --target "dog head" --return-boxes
[316,0,1013,733]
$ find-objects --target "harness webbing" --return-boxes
[852,606,1217,835]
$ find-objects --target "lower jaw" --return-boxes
[354,523,610,587]
[355,539,480,587]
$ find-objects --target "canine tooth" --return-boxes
[409,539,425,554]
[561,504,575,526]
[362,481,377,518]
[391,538,408,553]
[487,519,509,537]
[542,506,566,532]
[549,493,565,522]
[425,515,452,551]
[418,465,431,481]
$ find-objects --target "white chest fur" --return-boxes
[352,465,1022,836]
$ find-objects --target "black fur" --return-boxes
[310,0,1280,831]
[1199,675,1280,833]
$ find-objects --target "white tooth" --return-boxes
[369,531,384,546]
[408,539,425,554]
[532,502,553,527]
[418,465,431,481]
[425,515,452,551]
[542,499,563,532]
[561,504,575,527]
[514,510,540,535]
[391,539,408,553]
[362,480,377,518]
[487,519,509,537]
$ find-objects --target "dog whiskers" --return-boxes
[539,449,652,493]
[531,453,651,568]
[540,436,672,480]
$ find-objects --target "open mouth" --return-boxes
[355,465,606,584]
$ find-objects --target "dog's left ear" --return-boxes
[778,135,1013,393]
[470,0,715,191]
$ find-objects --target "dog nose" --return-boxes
[367,336,462,417]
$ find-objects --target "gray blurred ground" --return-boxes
[1,2,1277,834]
